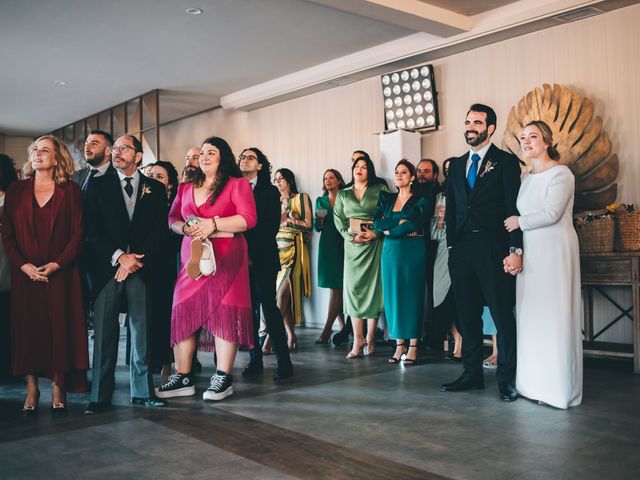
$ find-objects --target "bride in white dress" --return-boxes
[504,121,582,409]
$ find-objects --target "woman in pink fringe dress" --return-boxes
[155,136,256,402]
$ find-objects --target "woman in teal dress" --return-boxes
[374,160,429,365]
[333,157,388,358]
[314,169,346,344]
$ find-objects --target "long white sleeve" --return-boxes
[519,167,574,232]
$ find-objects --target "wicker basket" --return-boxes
[614,209,640,251]
[573,209,614,254]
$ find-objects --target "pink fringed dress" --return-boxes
[169,177,257,350]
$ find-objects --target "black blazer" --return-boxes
[244,178,281,273]
[445,143,522,251]
[72,163,117,194]
[85,172,169,298]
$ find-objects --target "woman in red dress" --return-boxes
[1,135,88,415]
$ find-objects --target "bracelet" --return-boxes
[181,223,189,236]
[211,217,217,232]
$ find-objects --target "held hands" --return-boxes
[503,253,523,276]
[504,216,520,232]
[21,262,59,282]
[115,253,144,283]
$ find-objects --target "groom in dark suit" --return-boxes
[239,147,293,381]
[84,135,169,413]
[441,104,522,402]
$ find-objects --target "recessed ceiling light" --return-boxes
[54,80,67,86]
[185,8,203,15]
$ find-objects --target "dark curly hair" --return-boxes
[192,136,241,205]
[239,147,272,184]
[146,160,179,206]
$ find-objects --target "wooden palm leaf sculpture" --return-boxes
[502,83,618,211]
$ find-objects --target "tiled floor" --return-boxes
[1,327,639,479]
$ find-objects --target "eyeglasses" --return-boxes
[111,144,136,154]
[239,155,257,162]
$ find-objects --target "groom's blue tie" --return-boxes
[467,153,481,188]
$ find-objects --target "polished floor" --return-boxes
[1,327,639,480]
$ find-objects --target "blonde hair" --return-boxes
[23,135,75,183]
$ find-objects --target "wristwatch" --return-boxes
[509,247,523,256]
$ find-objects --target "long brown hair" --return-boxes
[23,135,74,183]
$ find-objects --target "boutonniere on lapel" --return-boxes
[140,184,152,199]
[478,160,495,178]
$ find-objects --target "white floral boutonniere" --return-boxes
[140,184,152,199]
[479,160,495,178]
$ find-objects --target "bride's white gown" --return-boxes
[515,165,582,409]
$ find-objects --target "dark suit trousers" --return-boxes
[448,231,516,383]
[248,265,292,370]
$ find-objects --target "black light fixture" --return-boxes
[381,64,439,132]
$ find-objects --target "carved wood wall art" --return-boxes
[502,83,618,211]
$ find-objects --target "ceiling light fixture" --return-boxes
[185,8,203,15]
[53,80,67,86]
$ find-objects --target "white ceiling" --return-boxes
[1,0,637,136]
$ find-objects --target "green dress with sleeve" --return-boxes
[314,194,344,288]
[333,183,388,318]
[373,191,427,339]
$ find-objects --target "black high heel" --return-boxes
[22,389,40,417]
[403,344,419,366]
[388,341,407,364]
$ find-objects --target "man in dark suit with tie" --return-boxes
[84,135,169,413]
[441,104,522,402]
[239,147,293,381]
[72,130,116,194]
[73,130,117,332]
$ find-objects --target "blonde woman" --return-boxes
[1,135,88,414]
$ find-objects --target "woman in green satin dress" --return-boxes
[333,157,388,358]
[374,160,429,365]
[314,169,346,344]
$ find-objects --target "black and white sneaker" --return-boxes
[155,373,196,398]
[202,372,233,401]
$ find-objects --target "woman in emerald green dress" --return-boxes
[374,159,429,365]
[333,157,388,358]
[314,169,346,344]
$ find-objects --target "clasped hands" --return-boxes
[183,217,217,240]
[20,262,60,282]
[351,229,376,244]
[115,253,144,282]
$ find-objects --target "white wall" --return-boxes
[160,4,640,342]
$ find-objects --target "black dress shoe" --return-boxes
[440,373,485,392]
[242,361,264,376]
[131,397,167,407]
[498,382,518,402]
[84,401,112,415]
[273,368,293,381]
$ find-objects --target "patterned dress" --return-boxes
[276,192,312,326]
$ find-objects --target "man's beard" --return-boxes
[86,152,105,167]
[465,129,488,147]
[184,166,201,182]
